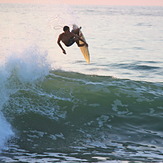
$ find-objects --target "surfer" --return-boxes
[57,26,88,54]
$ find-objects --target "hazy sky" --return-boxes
[0,0,163,6]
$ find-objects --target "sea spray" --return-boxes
[5,46,50,83]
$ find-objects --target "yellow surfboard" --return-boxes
[73,25,90,64]
[79,30,90,64]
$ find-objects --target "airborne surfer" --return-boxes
[57,25,88,54]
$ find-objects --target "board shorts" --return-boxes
[65,37,75,47]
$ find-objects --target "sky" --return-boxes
[0,0,163,6]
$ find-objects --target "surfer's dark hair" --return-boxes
[63,26,69,31]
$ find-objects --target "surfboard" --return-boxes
[73,25,90,64]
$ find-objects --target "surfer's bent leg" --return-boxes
[74,37,85,47]
[72,28,86,47]
[77,43,85,47]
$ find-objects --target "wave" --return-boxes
[3,70,163,138]
[0,46,163,161]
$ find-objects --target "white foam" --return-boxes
[5,46,50,83]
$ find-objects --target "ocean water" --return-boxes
[0,3,163,162]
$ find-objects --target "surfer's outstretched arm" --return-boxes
[73,34,88,47]
[79,37,88,47]
[57,34,66,54]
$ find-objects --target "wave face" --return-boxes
[1,65,163,162]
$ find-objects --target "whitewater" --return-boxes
[0,3,163,162]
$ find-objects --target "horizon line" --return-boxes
[0,0,163,7]
[0,2,163,7]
